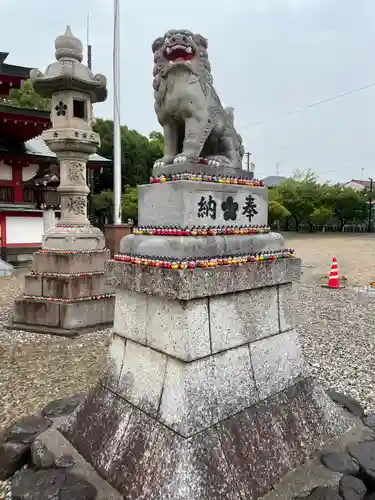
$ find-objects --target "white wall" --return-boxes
[344,182,366,191]
[22,164,39,182]
[0,162,12,181]
[6,216,43,244]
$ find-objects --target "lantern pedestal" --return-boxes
[11,249,114,335]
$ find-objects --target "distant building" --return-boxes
[342,179,370,191]
[261,175,287,188]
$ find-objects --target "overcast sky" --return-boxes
[3,0,375,182]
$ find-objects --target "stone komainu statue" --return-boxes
[152,29,245,169]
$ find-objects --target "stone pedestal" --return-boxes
[11,249,115,335]
[60,252,355,499]
[59,180,355,498]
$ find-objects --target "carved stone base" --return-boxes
[153,160,253,179]
[43,225,105,251]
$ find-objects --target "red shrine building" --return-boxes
[0,52,108,264]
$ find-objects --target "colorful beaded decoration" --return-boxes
[133,225,270,236]
[150,173,264,187]
[113,249,295,270]
[38,249,108,254]
[30,271,103,277]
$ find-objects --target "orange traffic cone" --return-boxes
[327,257,339,289]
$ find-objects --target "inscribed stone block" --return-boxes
[117,341,167,417]
[250,330,305,399]
[138,181,268,227]
[279,282,296,331]
[159,345,258,436]
[114,290,211,361]
[209,287,279,353]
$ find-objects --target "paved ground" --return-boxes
[0,232,375,433]
[284,232,375,286]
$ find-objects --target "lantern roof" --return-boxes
[30,26,107,103]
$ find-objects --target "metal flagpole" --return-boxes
[113,0,122,224]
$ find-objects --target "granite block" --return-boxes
[13,298,61,327]
[62,380,354,500]
[106,257,301,300]
[120,232,284,260]
[114,290,211,361]
[209,286,279,353]
[138,181,268,227]
[250,330,305,399]
[33,250,110,274]
[24,273,106,299]
[279,282,296,332]
[114,290,147,344]
[100,334,126,392]
[60,297,115,330]
[116,341,167,417]
[158,345,258,436]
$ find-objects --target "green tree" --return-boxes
[91,189,113,220]
[268,200,290,227]
[326,186,367,230]
[121,186,138,221]
[276,178,322,231]
[91,187,138,223]
[5,79,51,111]
[310,207,334,227]
[93,118,164,191]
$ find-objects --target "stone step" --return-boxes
[24,273,106,299]
[12,296,115,334]
[32,249,110,274]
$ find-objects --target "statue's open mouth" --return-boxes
[164,44,195,63]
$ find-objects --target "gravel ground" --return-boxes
[0,233,375,435]
[0,273,110,432]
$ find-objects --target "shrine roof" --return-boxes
[0,52,32,79]
[25,136,110,164]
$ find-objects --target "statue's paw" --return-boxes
[173,154,188,164]
[153,159,166,168]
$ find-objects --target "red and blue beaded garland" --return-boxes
[150,173,265,187]
[113,249,295,270]
[133,225,270,236]
[23,293,115,303]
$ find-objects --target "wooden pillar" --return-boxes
[12,165,23,203]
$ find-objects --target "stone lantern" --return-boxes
[29,25,107,250]
[10,27,115,335]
